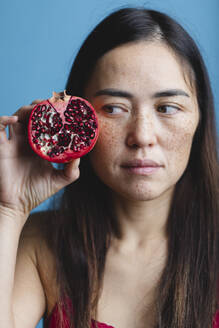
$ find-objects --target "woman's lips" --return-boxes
[121,159,163,175]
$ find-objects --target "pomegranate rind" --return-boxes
[28,95,99,163]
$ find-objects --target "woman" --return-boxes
[0,7,218,328]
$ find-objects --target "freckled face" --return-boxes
[84,41,199,201]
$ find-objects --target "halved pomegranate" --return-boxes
[28,91,99,163]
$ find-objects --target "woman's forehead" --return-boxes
[86,41,196,99]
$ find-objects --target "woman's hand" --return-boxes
[0,100,80,222]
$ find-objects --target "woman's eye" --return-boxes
[102,105,124,115]
[157,105,180,115]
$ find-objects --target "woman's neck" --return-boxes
[112,187,174,253]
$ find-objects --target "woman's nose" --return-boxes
[126,113,158,148]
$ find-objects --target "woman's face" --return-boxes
[84,41,199,201]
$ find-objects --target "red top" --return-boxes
[48,301,219,328]
[48,302,114,328]
[214,310,219,328]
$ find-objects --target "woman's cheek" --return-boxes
[163,119,198,176]
[94,119,122,157]
[89,120,121,183]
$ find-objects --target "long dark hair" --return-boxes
[45,7,219,328]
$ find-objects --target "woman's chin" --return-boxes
[113,185,174,203]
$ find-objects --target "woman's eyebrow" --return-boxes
[93,88,190,99]
[93,88,133,99]
[153,89,190,98]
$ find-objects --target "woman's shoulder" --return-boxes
[21,210,60,317]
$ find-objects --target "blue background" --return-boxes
[1,0,218,327]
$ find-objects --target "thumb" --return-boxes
[51,158,80,191]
